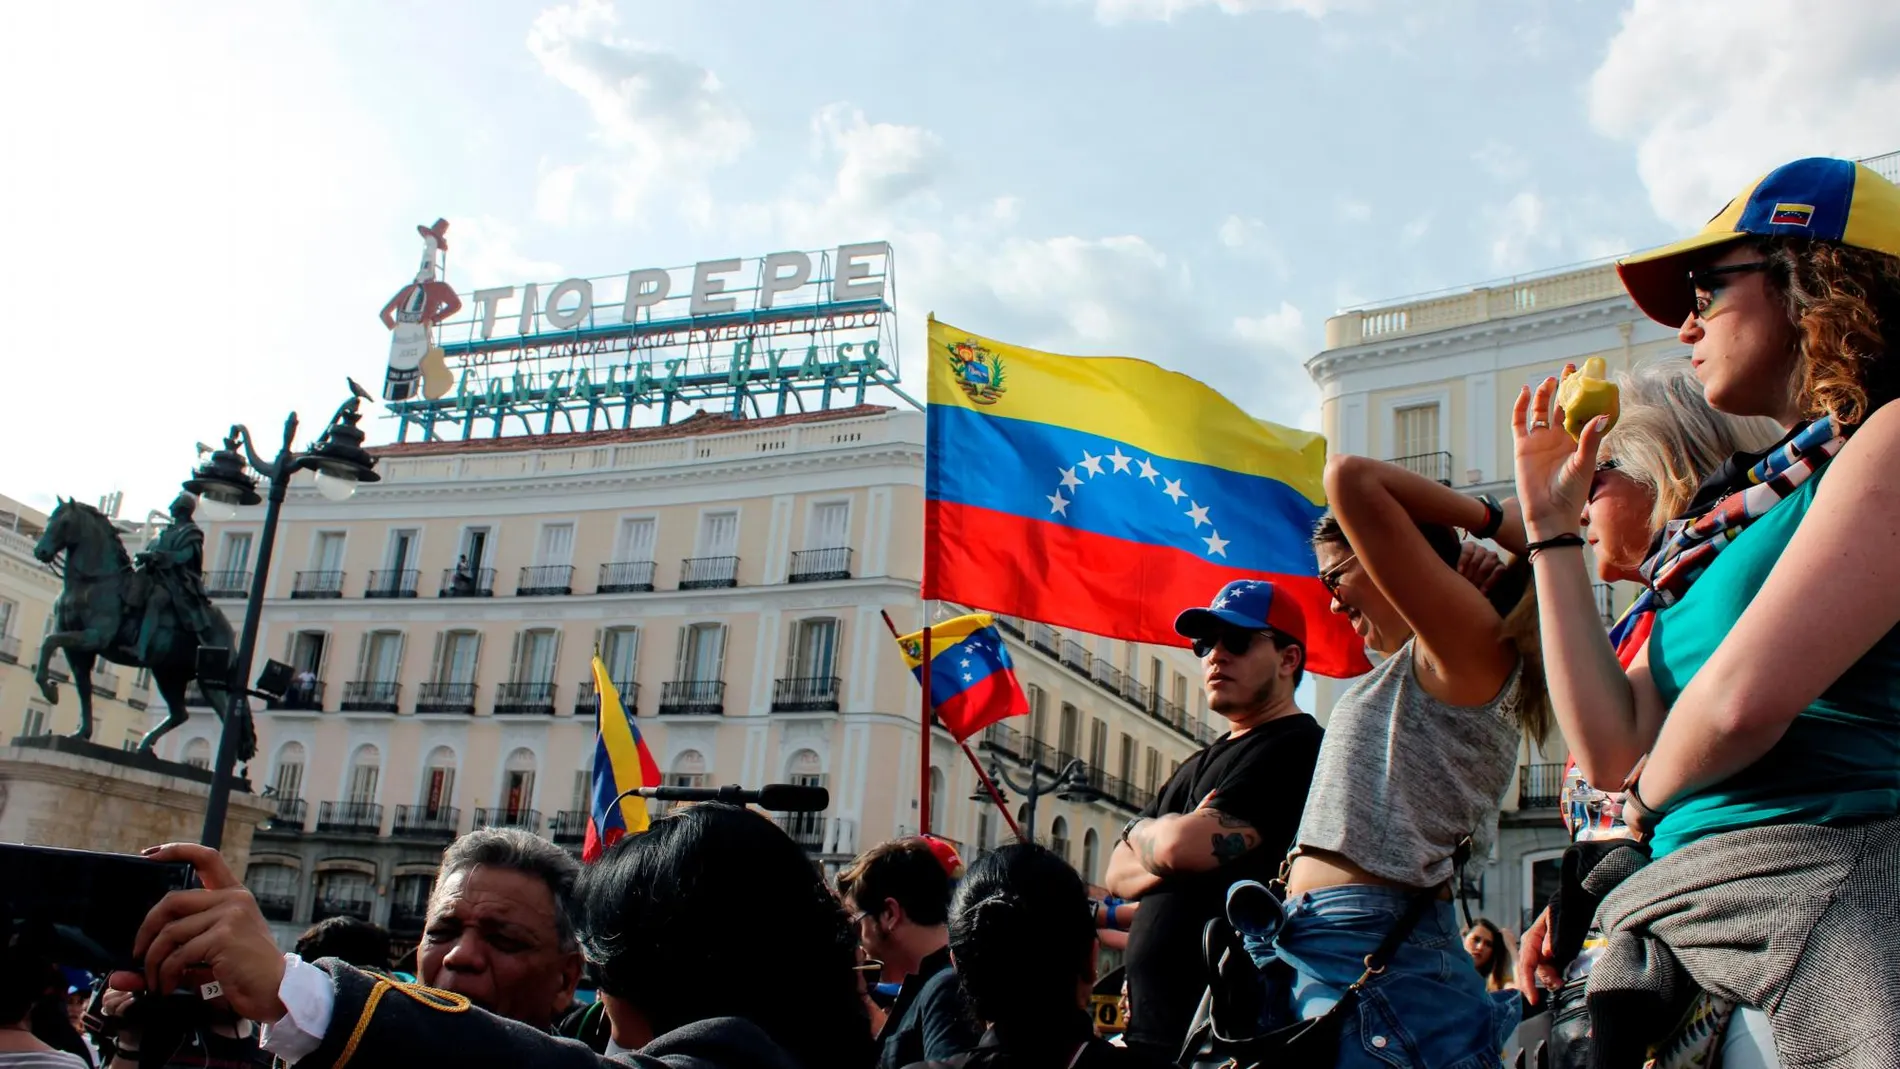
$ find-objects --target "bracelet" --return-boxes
[1118,817,1142,847]
[1470,495,1505,541]
[1525,533,1586,559]
[1622,779,1666,830]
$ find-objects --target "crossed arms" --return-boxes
[1103,792,1262,900]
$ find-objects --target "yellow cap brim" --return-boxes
[1615,230,1750,327]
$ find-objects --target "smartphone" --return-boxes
[0,844,195,970]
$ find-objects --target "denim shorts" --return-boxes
[1238,884,1520,1069]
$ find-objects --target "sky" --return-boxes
[1,0,1897,519]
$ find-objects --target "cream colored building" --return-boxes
[1,493,161,751]
[151,405,1213,950]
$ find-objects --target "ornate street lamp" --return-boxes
[982,757,1100,844]
[190,382,380,849]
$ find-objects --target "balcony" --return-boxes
[551,809,588,846]
[392,805,461,839]
[517,564,574,597]
[994,615,1024,638]
[1026,624,1059,657]
[788,547,853,583]
[1151,696,1189,737]
[416,682,477,714]
[255,893,297,923]
[780,809,828,851]
[341,681,400,713]
[440,567,496,597]
[268,680,326,712]
[1121,677,1152,714]
[575,679,639,715]
[1060,640,1092,673]
[265,797,307,832]
[1090,659,1126,697]
[365,569,420,599]
[311,895,374,924]
[89,663,120,699]
[473,807,542,833]
[495,681,557,715]
[315,801,384,835]
[1388,451,1454,485]
[388,902,429,936]
[597,560,656,593]
[1519,763,1566,809]
[772,676,840,712]
[203,569,252,599]
[0,635,18,665]
[291,570,345,599]
[680,556,739,590]
[1593,583,1616,629]
[659,680,726,715]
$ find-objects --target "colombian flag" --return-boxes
[924,319,1368,678]
[896,613,1031,742]
[583,655,661,862]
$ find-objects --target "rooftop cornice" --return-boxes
[1306,297,1637,385]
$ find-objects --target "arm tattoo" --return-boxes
[1211,832,1250,863]
[1210,809,1253,830]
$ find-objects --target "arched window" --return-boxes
[501,748,536,822]
[389,873,434,936]
[347,744,381,804]
[670,749,707,787]
[245,863,299,922]
[181,738,211,770]
[421,746,456,817]
[315,870,374,924]
[271,742,305,799]
[1050,816,1072,864]
[1082,828,1101,883]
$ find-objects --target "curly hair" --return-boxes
[1759,237,1900,427]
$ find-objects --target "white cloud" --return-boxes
[526,0,751,223]
[452,216,565,290]
[533,163,583,225]
[1216,215,1290,278]
[1234,301,1309,358]
[1088,0,1361,24]
[1400,212,1433,245]
[812,103,948,216]
[1338,198,1373,223]
[1488,191,1555,272]
[1588,0,1900,229]
[1472,139,1529,182]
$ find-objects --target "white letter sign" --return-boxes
[690,258,743,316]
[758,251,813,309]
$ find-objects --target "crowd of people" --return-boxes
[4,155,1899,1069]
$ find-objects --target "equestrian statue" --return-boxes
[31,492,249,762]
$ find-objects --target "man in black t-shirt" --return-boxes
[1104,579,1324,1063]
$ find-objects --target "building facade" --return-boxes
[150,406,1215,951]
[1,494,160,752]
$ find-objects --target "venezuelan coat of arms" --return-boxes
[945,338,1007,405]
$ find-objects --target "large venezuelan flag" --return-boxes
[924,319,1369,678]
[583,655,661,862]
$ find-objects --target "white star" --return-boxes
[963,672,974,682]
[1162,478,1186,503]
[1203,530,1230,557]
[1059,467,1082,491]
[1047,492,1071,516]
[1107,447,1132,473]
[1213,593,1234,609]
[1185,501,1211,528]
[1078,451,1105,477]
[961,658,971,667]
[1137,458,1160,483]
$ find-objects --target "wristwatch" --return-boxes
[1471,495,1505,541]
[1118,816,1143,847]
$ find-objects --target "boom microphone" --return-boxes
[614,782,831,812]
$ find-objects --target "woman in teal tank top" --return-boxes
[1511,157,1900,1063]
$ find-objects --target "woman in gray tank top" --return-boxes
[1239,455,1552,1069]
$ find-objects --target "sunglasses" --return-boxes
[1318,551,1358,597]
[1688,261,1768,319]
[1588,458,1620,502]
[1191,628,1286,659]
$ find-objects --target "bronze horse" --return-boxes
[31,498,250,760]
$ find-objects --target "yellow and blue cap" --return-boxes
[1618,157,1900,327]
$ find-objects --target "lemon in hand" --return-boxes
[1556,357,1619,439]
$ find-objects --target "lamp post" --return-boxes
[977,758,1099,844]
[184,384,380,849]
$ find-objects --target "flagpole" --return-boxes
[918,342,935,837]
[880,609,1023,842]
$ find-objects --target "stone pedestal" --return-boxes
[0,736,276,872]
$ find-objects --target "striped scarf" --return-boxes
[1607,416,1848,653]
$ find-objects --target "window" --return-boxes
[614,517,656,563]
[246,863,299,921]
[1082,828,1101,883]
[134,667,152,691]
[215,532,253,576]
[0,597,16,638]
[666,751,708,814]
[312,531,346,573]
[502,748,536,820]
[788,618,839,679]
[458,527,492,569]
[602,627,639,686]
[1148,658,1163,709]
[122,730,140,752]
[182,738,211,769]
[676,623,726,682]
[20,707,47,738]
[348,745,381,804]
[1050,816,1071,864]
[512,629,560,684]
[437,631,480,684]
[806,501,849,548]
[1058,704,1080,759]
[784,751,827,843]
[1089,719,1107,770]
[1395,403,1441,458]
[290,631,327,678]
[697,511,739,557]
[422,746,455,817]
[571,768,591,813]
[1172,672,1189,711]
[316,870,373,919]
[384,528,419,573]
[390,874,433,927]
[360,631,404,683]
[1145,748,1161,796]
[1027,685,1048,744]
[535,523,575,567]
[1118,734,1135,785]
[272,743,305,800]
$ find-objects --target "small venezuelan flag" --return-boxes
[924,319,1368,678]
[896,613,1030,742]
[583,654,661,863]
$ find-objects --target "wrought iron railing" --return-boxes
[439,567,496,597]
[311,895,374,923]
[341,680,400,712]
[1027,624,1059,656]
[574,679,639,715]
[1060,640,1091,673]
[255,893,297,922]
[780,810,828,851]
[316,801,384,834]
[416,682,477,714]
[517,565,574,596]
[772,676,840,712]
[366,569,420,598]
[203,569,252,599]
[680,556,740,590]
[472,807,542,832]
[788,547,853,583]
[1121,677,1152,715]
[659,680,725,715]
[392,805,460,838]
[1388,451,1455,485]
[268,680,326,711]
[597,560,656,593]
[495,681,557,715]
[551,810,588,845]
[1090,659,1125,696]
[266,797,307,831]
[291,570,345,598]
[1519,763,1567,809]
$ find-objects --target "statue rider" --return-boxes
[135,492,214,664]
